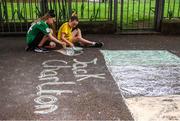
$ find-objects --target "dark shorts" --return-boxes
[28,32,50,49]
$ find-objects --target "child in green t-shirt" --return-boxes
[26,10,66,53]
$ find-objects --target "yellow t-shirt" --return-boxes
[58,22,73,42]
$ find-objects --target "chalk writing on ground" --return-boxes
[34,58,106,114]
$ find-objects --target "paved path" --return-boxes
[0,34,180,120]
[0,36,133,120]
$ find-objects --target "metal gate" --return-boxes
[116,0,162,31]
[0,0,180,34]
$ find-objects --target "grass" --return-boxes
[1,0,180,29]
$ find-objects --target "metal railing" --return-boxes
[0,0,180,34]
[0,0,113,33]
[163,0,180,19]
[119,0,157,30]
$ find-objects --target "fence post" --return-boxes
[155,0,165,31]
[114,0,118,31]
[120,0,123,31]
[109,0,112,21]
[68,0,72,18]
[0,1,2,21]
[40,0,48,16]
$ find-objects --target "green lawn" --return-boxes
[1,0,180,29]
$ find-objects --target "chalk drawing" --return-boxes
[34,95,58,114]
[101,50,180,97]
[42,60,71,68]
[54,48,83,56]
[72,58,105,82]
[102,50,180,66]
[34,58,106,114]
[75,74,106,82]
[72,58,98,70]
[34,60,72,114]
[101,50,180,121]
[36,82,76,96]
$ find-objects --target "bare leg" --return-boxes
[72,29,95,45]
[38,35,49,47]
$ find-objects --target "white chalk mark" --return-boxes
[75,74,106,82]
[38,76,59,82]
[73,69,87,75]
[42,60,71,68]
[34,95,58,114]
[34,105,58,114]
[36,82,76,95]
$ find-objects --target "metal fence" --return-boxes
[118,0,157,30]
[0,0,180,34]
[163,0,180,19]
[0,0,113,33]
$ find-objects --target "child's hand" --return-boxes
[61,42,67,48]
[68,42,74,48]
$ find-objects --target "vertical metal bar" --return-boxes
[76,0,78,14]
[10,0,15,32]
[126,0,129,28]
[167,0,170,17]
[31,0,34,20]
[132,0,135,28]
[143,0,146,28]
[40,0,48,15]
[5,1,11,32]
[0,0,2,21]
[49,0,52,10]
[137,0,140,29]
[28,0,33,18]
[148,0,152,27]
[114,0,118,31]
[109,0,112,21]
[23,0,26,32]
[68,0,72,18]
[99,0,100,19]
[88,0,90,19]
[35,0,38,19]
[3,0,8,22]
[81,0,84,18]
[155,0,165,31]
[6,0,10,32]
[93,0,95,17]
[104,0,107,19]
[120,0,124,30]
[17,0,22,32]
[108,0,110,20]
[26,0,28,30]
[57,0,61,24]
[1,0,5,32]
[172,0,175,17]
[178,0,180,17]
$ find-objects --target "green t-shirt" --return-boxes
[26,20,50,44]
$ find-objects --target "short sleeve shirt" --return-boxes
[57,22,73,42]
[26,20,50,44]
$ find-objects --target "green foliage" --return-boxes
[168,10,174,20]
[90,8,100,22]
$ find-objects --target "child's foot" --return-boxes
[89,42,104,48]
[94,42,104,47]
[34,47,49,53]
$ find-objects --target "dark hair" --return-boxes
[70,16,79,22]
[48,10,56,17]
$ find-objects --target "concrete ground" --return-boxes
[0,34,180,120]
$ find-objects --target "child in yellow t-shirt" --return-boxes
[58,15,103,48]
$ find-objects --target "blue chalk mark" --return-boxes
[101,50,180,66]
